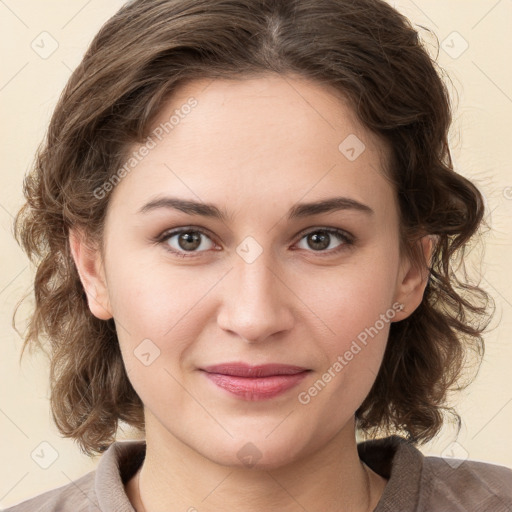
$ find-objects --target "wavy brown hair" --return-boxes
[13,0,493,456]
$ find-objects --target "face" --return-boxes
[72,73,428,469]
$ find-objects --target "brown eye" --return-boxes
[295,228,353,255]
[160,229,216,257]
[177,232,202,251]
[306,231,331,251]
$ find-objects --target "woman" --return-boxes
[8,0,512,510]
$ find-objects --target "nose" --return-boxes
[217,251,295,343]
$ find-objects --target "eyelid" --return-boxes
[295,225,354,243]
[155,225,355,258]
[292,226,355,256]
[155,226,220,255]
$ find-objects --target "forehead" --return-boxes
[107,73,395,221]
[160,73,386,160]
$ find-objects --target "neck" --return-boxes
[128,414,387,512]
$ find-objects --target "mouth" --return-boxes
[199,362,311,400]
[200,362,310,377]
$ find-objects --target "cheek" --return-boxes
[106,248,222,338]
[294,272,396,426]
[107,261,210,408]
[104,256,210,380]
[292,249,400,404]
[299,255,399,347]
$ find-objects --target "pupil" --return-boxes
[309,231,329,250]
[176,231,331,252]
[179,232,201,250]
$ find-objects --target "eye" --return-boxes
[158,228,217,257]
[156,226,354,259]
[294,228,354,256]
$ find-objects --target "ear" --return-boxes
[392,235,435,322]
[69,227,113,320]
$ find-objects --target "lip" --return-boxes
[201,362,309,377]
[200,363,311,401]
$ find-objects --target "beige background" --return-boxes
[1,0,511,508]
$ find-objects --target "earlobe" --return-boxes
[392,235,434,322]
[69,228,113,320]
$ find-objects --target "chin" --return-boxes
[198,433,310,471]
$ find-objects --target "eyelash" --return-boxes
[154,226,355,259]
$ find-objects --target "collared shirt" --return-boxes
[4,436,512,511]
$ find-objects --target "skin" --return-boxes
[70,73,432,512]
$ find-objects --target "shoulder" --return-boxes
[420,454,512,511]
[2,439,145,512]
[2,471,97,512]
[358,435,512,512]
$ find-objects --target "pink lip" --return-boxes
[200,363,310,401]
[201,363,309,377]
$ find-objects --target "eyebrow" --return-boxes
[137,195,374,221]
